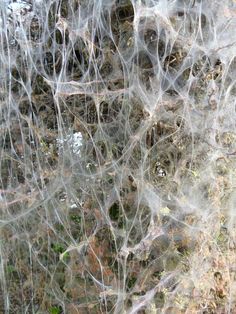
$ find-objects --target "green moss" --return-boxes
[70,214,81,224]
[6,265,16,274]
[49,306,61,314]
[51,243,65,254]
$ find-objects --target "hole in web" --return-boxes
[115,1,134,23]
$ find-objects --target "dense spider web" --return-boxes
[1,0,236,313]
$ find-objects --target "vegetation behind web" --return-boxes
[1,0,236,313]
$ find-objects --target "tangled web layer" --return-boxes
[1,0,236,313]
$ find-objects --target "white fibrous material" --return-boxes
[1,0,236,313]
[56,132,83,155]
